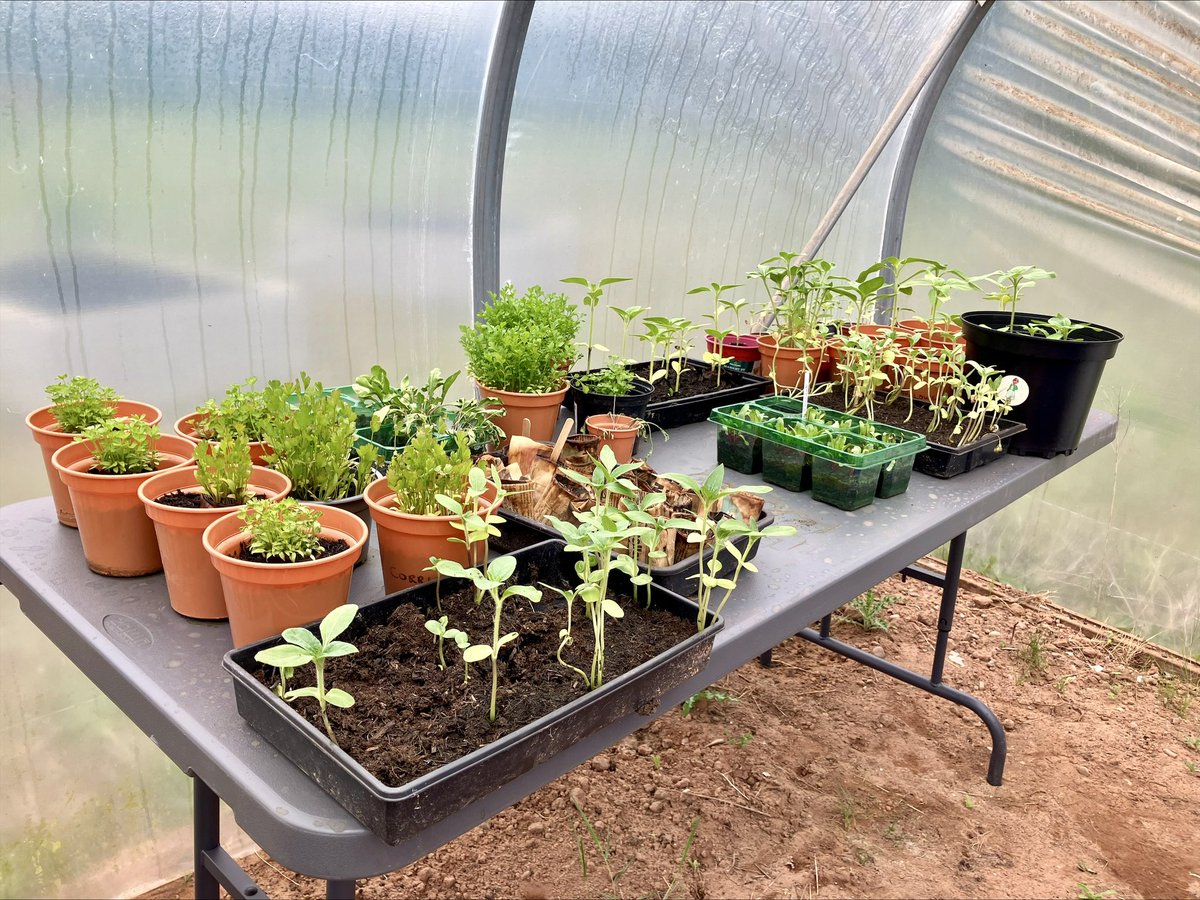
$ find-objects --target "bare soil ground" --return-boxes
[141,567,1200,900]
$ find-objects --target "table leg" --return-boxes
[327,879,357,899]
[192,774,269,899]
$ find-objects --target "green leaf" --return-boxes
[487,554,517,583]
[322,640,358,658]
[425,620,446,636]
[601,599,625,619]
[324,688,355,708]
[254,646,312,669]
[281,628,322,656]
[319,604,358,646]
[496,632,518,649]
[463,645,493,663]
[505,584,543,604]
[284,686,321,701]
[759,525,797,538]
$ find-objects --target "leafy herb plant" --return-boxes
[77,416,161,474]
[254,604,358,744]
[238,498,322,562]
[193,378,270,441]
[46,374,121,434]
[460,283,582,393]
[194,434,254,505]
[261,374,380,501]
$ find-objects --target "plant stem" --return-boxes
[315,661,337,745]
[489,595,502,722]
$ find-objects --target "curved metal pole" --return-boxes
[875,0,991,322]
[471,1,534,317]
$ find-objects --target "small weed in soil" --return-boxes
[680,688,737,717]
[1076,884,1120,900]
[1018,628,1049,683]
[836,787,856,832]
[841,589,898,632]
[1157,676,1194,718]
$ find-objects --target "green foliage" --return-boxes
[424,615,468,671]
[431,554,542,722]
[194,434,254,505]
[1019,313,1100,341]
[843,589,898,632]
[1018,628,1049,682]
[262,374,379,501]
[728,731,754,749]
[1076,884,1119,900]
[77,416,160,474]
[574,360,636,397]
[193,377,270,441]
[980,265,1056,329]
[659,465,796,631]
[254,604,358,745]
[1158,677,1194,718]
[461,283,581,392]
[385,429,475,516]
[680,688,737,717]
[45,374,121,434]
[836,787,856,831]
[562,274,631,372]
[237,498,322,563]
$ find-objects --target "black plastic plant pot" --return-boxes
[875,455,915,499]
[761,440,811,492]
[496,508,775,599]
[621,357,771,429]
[568,377,654,457]
[716,426,762,475]
[961,311,1122,457]
[810,458,883,511]
[913,419,1028,479]
[223,540,721,846]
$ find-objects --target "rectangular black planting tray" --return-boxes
[914,419,1028,479]
[623,357,771,429]
[224,540,722,845]
[497,507,774,597]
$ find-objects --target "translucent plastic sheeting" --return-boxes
[0,2,498,895]
[903,1,1199,655]
[500,0,969,346]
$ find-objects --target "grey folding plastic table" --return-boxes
[0,411,1115,899]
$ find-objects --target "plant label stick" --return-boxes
[801,369,810,420]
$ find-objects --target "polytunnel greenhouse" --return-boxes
[1,0,1196,897]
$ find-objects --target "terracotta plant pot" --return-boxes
[364,477,501,594]
[26,400,163,527]
[585,414,640,464]
[757,335,828,390]
[174,412,273,466]
[203,503,368,647]
[475,380,568,444]
[139,466,291,620]
[704,334,760,371]
[896,318,963,351]
[51,434,195,576]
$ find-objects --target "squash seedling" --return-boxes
[254,604,359,745]
[425,615,469,671]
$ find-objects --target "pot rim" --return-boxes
[138,465,291,516]
[202,502,368,573]
[363,475,501,525]
[474,379,570,401]
[52,434,198,484]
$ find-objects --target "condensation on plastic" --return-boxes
[499,0,967,346]
[903,1,1200,654]
[0,2,497,895]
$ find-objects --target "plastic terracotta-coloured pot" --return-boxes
[203,503,368,647]
[27,400,163,528]
[961,310,1123,457]
[52,434,196,576]
[585,414,640,464]
[705,334,761,371]
[896,318,963,351]
[139,466,291,620]
[174,412,273,466]
[475,380,568,444]
[364,477,501,594]
[757,335,828,390]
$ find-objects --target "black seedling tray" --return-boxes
[914,419,1027,479]
[224,540,721,845]
[618,357,771,429]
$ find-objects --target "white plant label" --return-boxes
[1001,375,1029,407]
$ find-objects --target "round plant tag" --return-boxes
[1000,375,1030,407]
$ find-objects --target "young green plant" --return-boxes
[238,498,323,562]
[561,275,631,373]
[424,615,469,671]
[254,604,358,745]
[46,374,121,433]
[980,265,1056,329]
[77,416,161,474]
[194,433,254,506]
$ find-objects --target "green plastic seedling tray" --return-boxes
[747,398,926,461]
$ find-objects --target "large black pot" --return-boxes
[961,311,1123,457]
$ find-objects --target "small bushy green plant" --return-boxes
[385,430,474,516]
[194,434,254,505]
[77,416,160,474]
[46,374,121,433]
[193,377,270,441]
[238,498,322,562]
[460,283,581,393]
[573,360,636,397]
[255,604,358,744]
[980,265,1056,329]
[261,374,379,501]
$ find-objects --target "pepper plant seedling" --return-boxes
[254,604,359,745]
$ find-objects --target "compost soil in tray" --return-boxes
[252,566,694,787]
[628,361,732,403]
[807,390,964,446]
